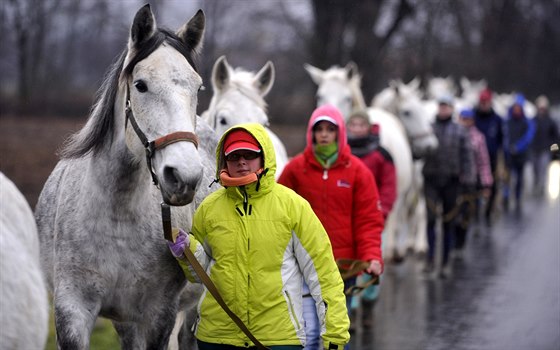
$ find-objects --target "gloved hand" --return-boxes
[167,228,189,258]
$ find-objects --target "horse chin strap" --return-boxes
[125,84,199,187]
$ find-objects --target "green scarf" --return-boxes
[314,142,338,168]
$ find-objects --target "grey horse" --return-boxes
[35,5,217,349]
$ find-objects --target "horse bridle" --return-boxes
[125,83,199,187]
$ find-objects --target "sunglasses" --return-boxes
[225,151,261,162]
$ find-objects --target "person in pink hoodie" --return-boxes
[456,108,493,255]
[278,105,384,349]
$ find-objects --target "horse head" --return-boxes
[304,62,366,119]
[121,5,206,205]
[373,78,438,158]
[203,55,275,136]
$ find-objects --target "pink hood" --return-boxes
[305,105,350,164]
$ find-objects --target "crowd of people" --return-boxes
[165,90,558,349]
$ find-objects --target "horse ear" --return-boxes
[253,61,275,97]
[129,4,157,49]
[212,55,231,92]
[345,61,359,80]
[304,64,324,85]
[407,76,421,91]
[176,9,205,55]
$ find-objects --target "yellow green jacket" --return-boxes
[178,123,350,348]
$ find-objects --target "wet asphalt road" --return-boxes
[350,164,560,350]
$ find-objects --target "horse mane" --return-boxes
[60,29,200,159]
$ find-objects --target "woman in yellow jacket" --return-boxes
[168,123,350,350]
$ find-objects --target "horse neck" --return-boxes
[88,94,154,209]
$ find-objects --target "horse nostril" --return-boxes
[163,166,180,187]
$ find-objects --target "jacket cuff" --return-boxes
[325,342,345,350]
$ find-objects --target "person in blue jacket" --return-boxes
[502,94,535,211]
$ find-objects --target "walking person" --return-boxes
[278,105,384,349]
[423,96,475,278]
[455,109,493,256]
[346,109,397,328]
[530,95,559,196]
[474,88,504,226]
[503,94,535,211]
[168,123,350,350]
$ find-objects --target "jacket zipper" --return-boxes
[284,290,301,329]
[323,169,328,180]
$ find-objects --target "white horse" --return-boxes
[202,55,289,178]
[305,62,414,261]
[0,172,49,350]
[372,78,440,256]
[34,5,217,349]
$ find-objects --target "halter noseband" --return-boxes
[125,83,199,187]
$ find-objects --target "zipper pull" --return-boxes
[323,169,328,180]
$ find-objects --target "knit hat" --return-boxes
[536,95,549,109]
[479,89,492,102]
[459,108,475,119]
[438,94,454,106]
[223,129,261,156]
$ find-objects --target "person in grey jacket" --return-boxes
[530,95,559,196]
[422,95,475,278]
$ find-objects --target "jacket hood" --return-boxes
[216,123,276,190]
[305,104,350,164]
[508,93,527,120]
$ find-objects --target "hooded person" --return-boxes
[502,94,536,210]
[278,105,384,347]
[167,123,350,350]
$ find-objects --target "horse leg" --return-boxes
[113,322,146,350]
[168,310,186,350]
[383,205,398,262]
[54,290,100,350]
[177,283,202,349]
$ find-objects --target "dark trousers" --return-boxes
[424,177,459,266]
[455,187,477,249]
[505,161,525,202]
[485,156,498,220]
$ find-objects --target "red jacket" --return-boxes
[278,105,384,268]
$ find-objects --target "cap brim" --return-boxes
[224,143,261,156]
[313,115,338,126]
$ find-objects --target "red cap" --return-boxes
[479,89,492,102]
[223,130,261,156]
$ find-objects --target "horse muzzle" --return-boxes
[159,165,203,206]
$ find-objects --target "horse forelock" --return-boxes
[124,29,199,77]
[229,79,268,112]
[60,29,199,160]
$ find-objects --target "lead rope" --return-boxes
[161,203,270,350]
[336,259,379,296]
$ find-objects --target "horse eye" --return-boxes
[402,110,411,117]
[134,80,148,93]
[219,117,228,126]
